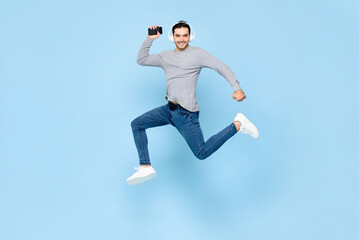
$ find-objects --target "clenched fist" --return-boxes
[232,89,246,102]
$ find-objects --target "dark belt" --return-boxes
[168,101,183,110]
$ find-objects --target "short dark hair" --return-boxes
[172,21,191,35]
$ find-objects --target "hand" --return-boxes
[232,89,246,102]
[148,25,161,40]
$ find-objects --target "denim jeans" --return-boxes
[131,103,237,165]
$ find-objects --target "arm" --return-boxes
[137,26,162,67]
[199,49,246,102]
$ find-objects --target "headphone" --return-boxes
[168,20,196,42]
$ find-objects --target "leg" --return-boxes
[131,104,172,165]
[174,109,237,160]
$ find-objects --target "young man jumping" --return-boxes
[127,21,259,185]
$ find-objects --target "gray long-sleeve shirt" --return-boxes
[137,37,241,112]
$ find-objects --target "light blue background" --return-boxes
[1,0,358,239]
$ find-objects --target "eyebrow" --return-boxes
[175,34,189,37]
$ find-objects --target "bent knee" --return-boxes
[131,118,140,129]
[195,150,208,160]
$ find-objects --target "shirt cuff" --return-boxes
[232,82,241,92]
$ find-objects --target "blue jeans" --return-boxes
[131,103,237,165]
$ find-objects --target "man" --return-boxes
[127,21,259,185]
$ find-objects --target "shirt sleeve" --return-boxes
[199,48,241,92]
[137,37,162,67]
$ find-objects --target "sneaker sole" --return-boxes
[126,172,157,185]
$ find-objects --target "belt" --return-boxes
[168,101,182,110]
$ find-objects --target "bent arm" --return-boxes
[199,49,241,92]
[137,37,162,67]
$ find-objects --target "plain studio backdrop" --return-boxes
[0,1,358,240]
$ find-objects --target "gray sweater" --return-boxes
[137,37,241,112]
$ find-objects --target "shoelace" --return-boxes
[240,127,249,134]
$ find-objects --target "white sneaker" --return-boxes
[234,113,259,138]
[126,166,157,185]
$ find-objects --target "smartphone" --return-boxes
[148,27,163,35]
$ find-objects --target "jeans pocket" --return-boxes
[179,107,190,115]
[190,112,200,124]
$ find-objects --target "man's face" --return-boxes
[173,27,190,51]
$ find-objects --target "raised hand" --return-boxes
[148,26,161,40]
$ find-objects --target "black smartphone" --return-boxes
[148,26,163,35]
